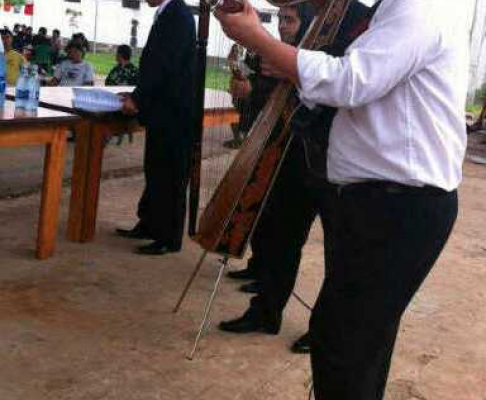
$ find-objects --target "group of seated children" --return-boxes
[1,25,139,90]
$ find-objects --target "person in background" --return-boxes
[1,29,26,86]
[23,27,33,46]
[71,33,90,54]
[224,44,252,148]
[105,45,139,86]
[220,0,372,355]
[220,3,315,352]
[50,41,94,86]
[225,4,314,150]
[32,27,49,46]
[33,27,54,74]
[224,37,278,149]
[23,44,50,79]
[22,44,35,63]
[51,29,62,65]
[130,19,139,51]
[12,24,24,51]
[105,45,139,145]
[225,3,311,284]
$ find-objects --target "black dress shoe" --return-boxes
[239,281,262,294]
[116,224,152,239]
[218,308,281,335]
[227,268,258,281]
[135,241,179,255]
[290,332,311,354]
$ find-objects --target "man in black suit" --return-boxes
[219,0,373,352]
[117,0,196,255]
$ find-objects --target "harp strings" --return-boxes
[199,2,238,214]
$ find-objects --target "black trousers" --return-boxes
[310,183,458,400]
[137,127,191,250]
[249,139,330,316]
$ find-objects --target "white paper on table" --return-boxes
[72,88,122,112]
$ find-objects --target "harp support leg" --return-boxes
[187,256,229,360]
[291,291,312,312]
[173,250,209,313]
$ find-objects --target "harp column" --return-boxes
[188,0,212,236]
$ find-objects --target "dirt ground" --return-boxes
[0,133,485,400]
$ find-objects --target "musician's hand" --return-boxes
[230,77,252,99]
[215,0,269,51]
[260,58,285,79]
[120,95,139,116]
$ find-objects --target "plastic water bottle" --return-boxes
[0,39,6,109]
[15,65,30,110]
[25,65,40,112]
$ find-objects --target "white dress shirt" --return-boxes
[297,0,469,191]
[154,0,174,21]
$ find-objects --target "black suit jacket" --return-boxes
[132,0,196,146]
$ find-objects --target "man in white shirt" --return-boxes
[216,0,468,399]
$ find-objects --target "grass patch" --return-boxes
[467,103,483,116]
[205,66,231,91]
[85,52,230,91]
[85,52,125,76]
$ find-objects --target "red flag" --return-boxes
[24,4,34,15]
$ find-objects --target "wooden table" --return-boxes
[0,101,80,259]
[9,87,239,243]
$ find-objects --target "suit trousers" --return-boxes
[249,139,331,316]
[310,183,458,400]
[137,127,191,249]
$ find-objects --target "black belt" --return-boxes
[335,181,449,196]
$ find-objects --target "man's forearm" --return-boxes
[250,32,299,84]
